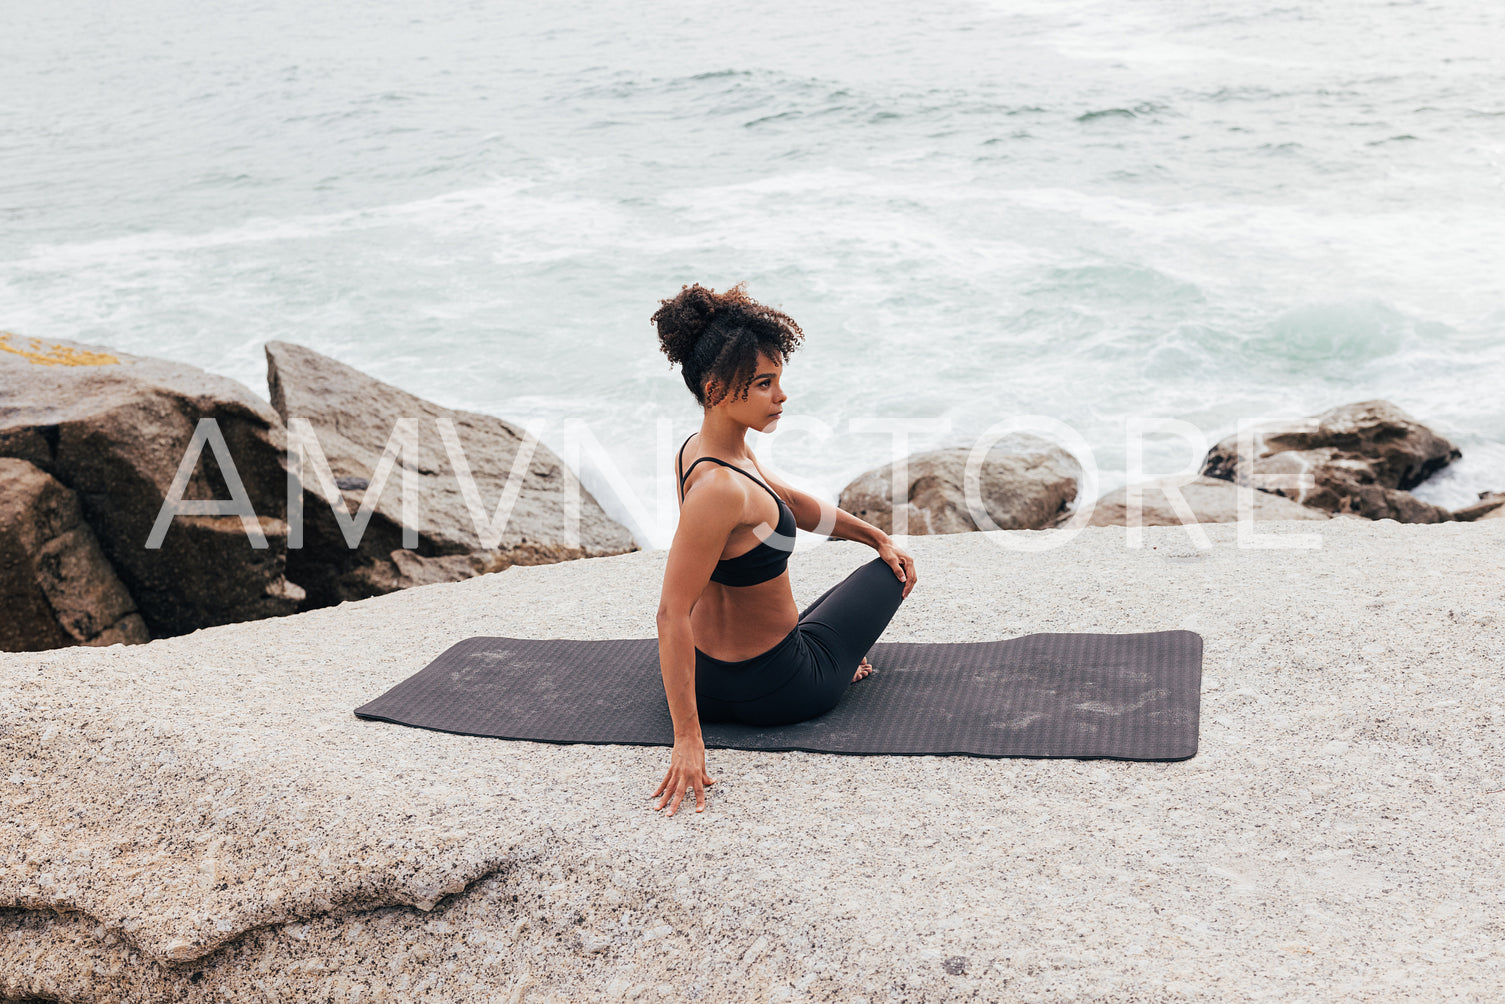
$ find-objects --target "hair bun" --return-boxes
[651,281,803,408]
[651,282,727,366]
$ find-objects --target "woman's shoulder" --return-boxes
[675,465,751,547]
[679,457,749,499]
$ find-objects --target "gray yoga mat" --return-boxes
[354,629,1202,761]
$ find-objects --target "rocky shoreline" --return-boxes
[4,520,1503,1001]
[4,332,1503,999]
[4,331,1500,653]
[1,332,637,652]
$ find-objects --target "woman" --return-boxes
[650,282,917,817]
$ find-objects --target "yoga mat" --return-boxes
[355,630,1202,761]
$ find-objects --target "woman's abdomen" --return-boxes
[689,574,798,662]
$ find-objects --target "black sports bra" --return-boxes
[677,433,796,586]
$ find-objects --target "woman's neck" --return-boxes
[697,412,752,462]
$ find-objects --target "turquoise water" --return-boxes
[4,0,1503,547]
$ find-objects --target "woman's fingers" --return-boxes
[878,541,916,596]
[658,780,682,814]
[653,771,692,815]
[897,552,917,597]
[890,555,913,596]
[652,768,680,808]
[653,775,717,816]
[651,751,716,817]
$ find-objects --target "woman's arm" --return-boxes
[751,456,887,545]
[752,455,918,599]
[652,471,744,816]
[809,494,889,548]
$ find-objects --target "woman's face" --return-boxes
[709,350,787,433]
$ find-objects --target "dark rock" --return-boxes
[1451,490,1505,522]
[0,332,302,638]
[1199,400,1458,522]
[264,341,636,606]
[837,436,1079,534]
[1086,474,1332,526]
[0,457,150,651]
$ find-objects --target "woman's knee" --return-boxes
[862,554,899,577]
[863,556,907,600]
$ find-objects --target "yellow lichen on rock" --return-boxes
[0,331,120,366]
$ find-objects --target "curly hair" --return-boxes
[651,282,805,409]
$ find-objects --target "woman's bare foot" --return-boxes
[851,656,874,683]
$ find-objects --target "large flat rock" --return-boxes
[4,520,1504,1001]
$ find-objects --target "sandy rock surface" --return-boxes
[3,520,1503,1002]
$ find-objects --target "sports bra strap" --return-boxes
[676,433,693,500]
[681,456,782,505]
[676,434,782,506]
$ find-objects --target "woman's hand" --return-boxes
[876,539,918,599]
[651,736,716,816]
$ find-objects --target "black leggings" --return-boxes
[695,557,907,727]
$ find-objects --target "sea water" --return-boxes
[3,0,1502,548]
